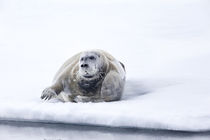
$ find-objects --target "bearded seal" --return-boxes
[41,50,126,102]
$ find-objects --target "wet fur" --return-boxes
[41,50,126,102]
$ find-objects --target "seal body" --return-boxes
[41,50,126,102]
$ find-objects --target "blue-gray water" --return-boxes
[0,121,210,140]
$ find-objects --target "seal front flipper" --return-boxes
[101,71,125,102]
[41,88,57,100]
[41,82,63,100]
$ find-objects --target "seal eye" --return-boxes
[81,57,84,61]
[89,56,95,60]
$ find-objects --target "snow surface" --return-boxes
[0,0,210,131]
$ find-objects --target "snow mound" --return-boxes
[0,0,210,132]
[0,78,210,132]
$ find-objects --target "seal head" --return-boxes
[77,51,107,93]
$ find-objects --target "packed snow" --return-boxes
[0,0,210,131]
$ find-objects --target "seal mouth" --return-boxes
[83,75,94,78]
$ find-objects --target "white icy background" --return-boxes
[0,0,210,131]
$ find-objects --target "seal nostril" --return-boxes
[81,64,88,68]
